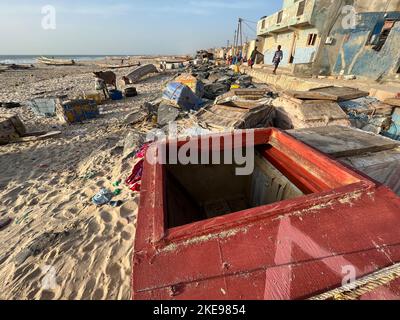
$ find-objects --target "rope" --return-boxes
[309,263,400,300]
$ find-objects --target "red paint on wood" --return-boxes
[132,129,400,300]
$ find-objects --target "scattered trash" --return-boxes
[123,132,146,159]
[113,180,121,187]
[113,189,122,196]
[0,115,26,145]
[124,110,148,125]
[124,87,138,98]
[110,200,123,208]
[157,104,180,126]
[126,160,145,192]
[344,75,357,80]
[28,97,59,117]
[82,170,97,180]
[109,89,123,101]
[15,209,34,225]
[203,83,229,100]
[126,144,150,192]
[383,108,400,141]
[92,188,114,206]
[0,102,21,109]
[162,82,204,111]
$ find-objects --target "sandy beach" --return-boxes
[0,59,173,300]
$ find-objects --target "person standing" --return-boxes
[272,45,283,74]
[249,47,259,69]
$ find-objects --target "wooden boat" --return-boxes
[37,56,75,66]
[95,62,141,69]
[132,128,400,300]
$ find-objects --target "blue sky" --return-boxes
[0,0,282,55]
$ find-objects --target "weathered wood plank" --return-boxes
[308,86,369,101]
[384,98,400,107]
[288,126,400,157]
[285,90,338,101]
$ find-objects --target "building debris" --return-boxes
[273,94,350,130]
[197,91,275,131]
[306,86,369,102]
[288,126,400,195]
[0,114,60,145]
[383,107,400,141]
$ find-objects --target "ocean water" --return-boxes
[0,55,120,65]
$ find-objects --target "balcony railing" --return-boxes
[257,0,316,36]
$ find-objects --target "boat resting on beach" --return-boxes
[37,56,76,66]
[95,62,141,69]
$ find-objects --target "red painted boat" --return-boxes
[132,128,400,300]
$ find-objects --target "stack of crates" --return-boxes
[56,99,99,124]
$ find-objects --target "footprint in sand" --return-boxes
[39,290,55,300]
[93,288,104,300]
[81,277,97,300]
[119,200,138,219]
[100,210,113,224]
[121,230,133,241]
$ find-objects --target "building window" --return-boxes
[307,33,318,46]
[297,0,306,17]
[372,20,395,52]
[277,11,283,24]
[261,19,266,29]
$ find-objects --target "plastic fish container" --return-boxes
[29,98,58,117]
[162,82,204,111]
[57,99,99,124]
[175,74,204,98]
[109,90,123,101]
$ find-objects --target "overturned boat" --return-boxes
[132,128,400,300]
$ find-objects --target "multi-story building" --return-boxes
[256,0,400,80]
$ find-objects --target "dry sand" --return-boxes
[0,60,173,300]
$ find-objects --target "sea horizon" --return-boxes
[0,54,149,65]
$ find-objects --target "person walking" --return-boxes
[272,45,283,74]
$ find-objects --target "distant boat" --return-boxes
[95,62,141,69]
[37,56,76,66]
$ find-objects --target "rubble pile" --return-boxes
[123,60,275,138]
